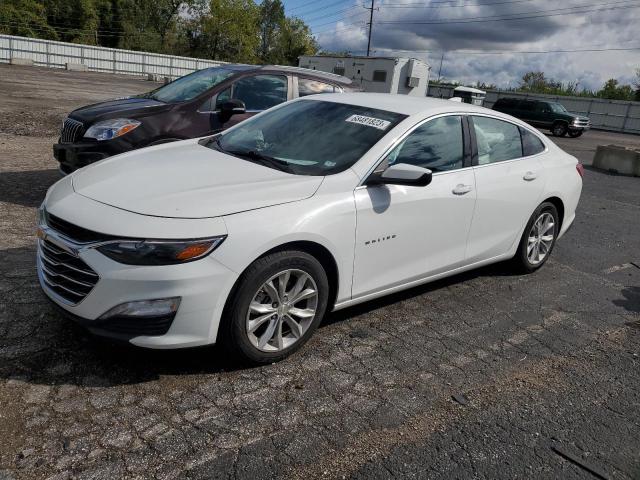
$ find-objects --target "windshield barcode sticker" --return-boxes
[345,115,391,130]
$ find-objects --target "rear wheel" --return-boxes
[219,250,329,364]
[568,129,583,138]
[513,202,559,273]
[551,122,568,137]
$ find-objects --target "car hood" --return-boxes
[70,97,169,123]
[71,139,324,219]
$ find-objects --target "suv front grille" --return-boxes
[60,118,85,144]
[38,239,99,304]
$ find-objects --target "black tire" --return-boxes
[568,129,583,138]
[219,250,329,365]
[513,201,560,273]
[551,122,568,137]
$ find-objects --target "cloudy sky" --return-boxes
[283,0,640,90]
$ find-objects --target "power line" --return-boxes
[375,0,640,24]
[371,45,640,54]
[381,0,537,7]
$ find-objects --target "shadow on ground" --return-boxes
[0,242,525,389]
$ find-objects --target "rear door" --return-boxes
[465,115,547,263]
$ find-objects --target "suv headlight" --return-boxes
[96,236,226,265]
[84,118,141,141]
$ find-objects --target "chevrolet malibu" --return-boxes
[37,93,583,364]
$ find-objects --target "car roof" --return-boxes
[213,64,353,86]
[300,92,494,116]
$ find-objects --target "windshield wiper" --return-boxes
[218,144,294,174]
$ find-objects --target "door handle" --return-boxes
[452,184,473,195]
[523,171,538,181]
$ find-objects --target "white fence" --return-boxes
[428,85,640,135]
[0,34,227,79]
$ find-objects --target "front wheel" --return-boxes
[568,129,584,138]
[219,250,329,365]
[513,202,559,273]
[551,122,568,137]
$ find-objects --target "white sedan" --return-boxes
[37,93,583,363]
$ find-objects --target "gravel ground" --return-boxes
[0,65,639,480]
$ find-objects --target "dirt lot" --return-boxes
[0,64,639,480]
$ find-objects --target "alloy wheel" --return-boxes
[246,269,319,352]
[527,212,556,265]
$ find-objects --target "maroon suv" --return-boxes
[54,65,354,173]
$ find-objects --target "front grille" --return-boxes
[38,239,99,304]
[45,212,117,243]
[60,118,84,144]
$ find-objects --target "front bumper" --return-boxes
[37,237,239,349]
[53,137,133,174]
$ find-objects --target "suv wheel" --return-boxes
[551,122,568,137]
[513,202,559,273]
[219,250,329,364]
[568,129,583,138]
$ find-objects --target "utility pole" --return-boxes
[366,0,375,57]
[437,53,444,82]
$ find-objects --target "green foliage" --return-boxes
[277,17,318,65]
[185,0,260,63]
[514,70,638,101]
[0,0,58,39]
[258,0,285,63]
[1,0,317,64]
[596,78,634,101]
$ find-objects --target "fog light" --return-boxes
[99,297,181,320]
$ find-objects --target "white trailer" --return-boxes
[298,55,430,97]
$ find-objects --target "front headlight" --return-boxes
[84,118,141,141]
[96,236,226,265]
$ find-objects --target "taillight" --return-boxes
[576,163,585,178]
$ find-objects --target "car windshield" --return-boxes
[549,103,567,113]
[142,67,236,103]
[209,99,407,175]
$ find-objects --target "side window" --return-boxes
[298,78,335,97]
[520,127,546,156]
[385,116,464,172]
[214,86,231,110]
[472,116,523,165]
[231,75,287,111]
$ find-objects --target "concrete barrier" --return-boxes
[593,145,640,176]
[65,62,88,72]
[10,57,33,66]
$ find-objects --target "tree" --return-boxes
[277,17,318,65]
[258,0,284,63]
[634,68,640,101]
[0,0,57,39]
[597,78,634,101]
[187,0,260,63]
[43,0,101,44]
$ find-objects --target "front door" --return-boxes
[352,115,477,299]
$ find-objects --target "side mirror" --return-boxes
[366,163,433,187]
[217,99,246,123]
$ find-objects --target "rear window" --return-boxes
[298,78,336,97]
[520,127,546,156]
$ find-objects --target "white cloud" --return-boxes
[314,0,640,90]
